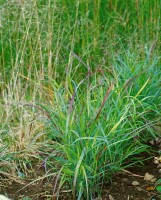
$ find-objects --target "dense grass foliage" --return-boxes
[0,0,161,199]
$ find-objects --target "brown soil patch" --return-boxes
[1,153,161,199]
[101,158,161,200]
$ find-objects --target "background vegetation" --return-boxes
[0,0,161,199]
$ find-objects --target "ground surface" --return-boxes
[101,158,161,200]
[1,150,161,200]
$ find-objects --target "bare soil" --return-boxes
[1,152,161,200]
[101,158,161,200]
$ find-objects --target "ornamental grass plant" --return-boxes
[0,0,161,199]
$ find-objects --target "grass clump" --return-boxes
[41,52,161,199]
[0,0,161,199]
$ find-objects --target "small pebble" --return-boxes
[154,159,159,165]
[122,178,128,183]
[157,163,161,168]
[144,172,154,181]
[132,181,140,186]
[150,178,157,183]
[158,169,161,173]
[109,195,114,200]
